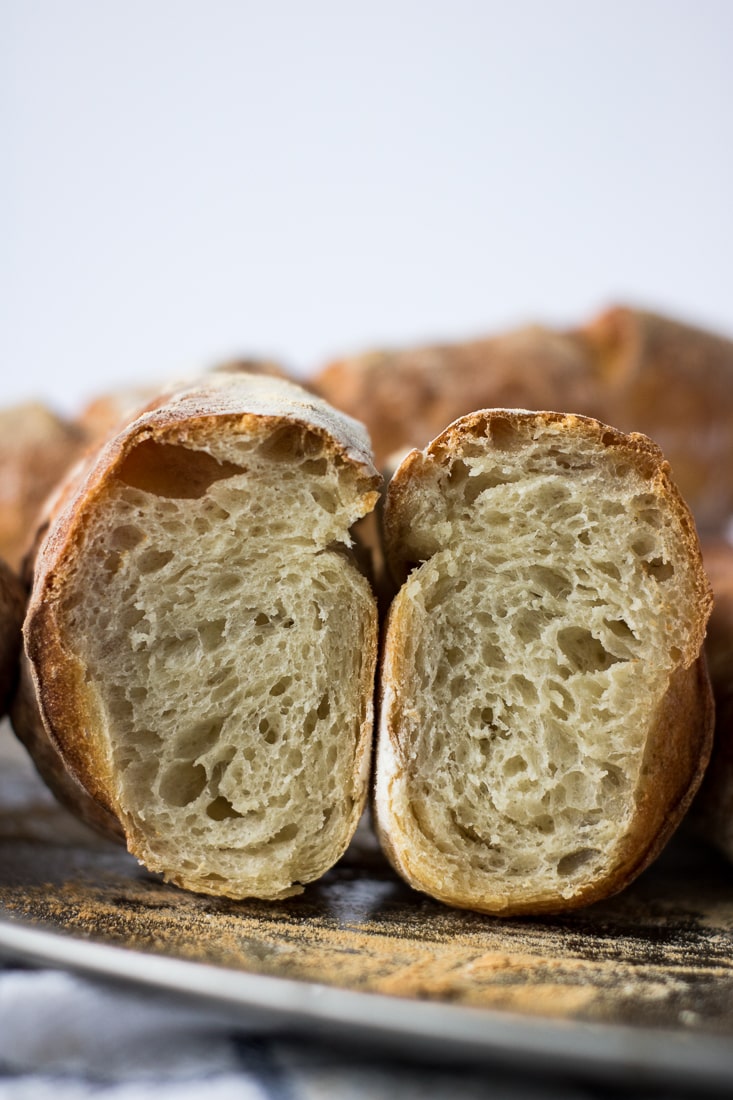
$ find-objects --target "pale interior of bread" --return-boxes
[57,420,375,898]
[382,418,702,908]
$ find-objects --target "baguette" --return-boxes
[313,327,599,468]
[12,372,380,899]
[581,306,733,534]
[0,402,88,570]
[375,410,713,915]
[314,307,733,538]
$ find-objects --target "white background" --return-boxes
[2,0,732,414]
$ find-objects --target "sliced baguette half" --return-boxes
[376,410,713,915]
[13,372,380,899]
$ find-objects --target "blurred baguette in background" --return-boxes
[314,305,733,537]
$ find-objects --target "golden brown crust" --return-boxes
[376,409,714,915]
[10,654,124,840]
[76,362,290,448]
[316,306,733,539]
[0,403,89,571]
[313,327,602,469]
[580,306,733,534]
[14,373,380,870]
[0,558,25,718]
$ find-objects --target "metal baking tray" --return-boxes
[1,723,733,1090]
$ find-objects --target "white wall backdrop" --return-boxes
[2,0,732,412]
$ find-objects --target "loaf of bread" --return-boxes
[75,360,288,446]
[12,372,381,899]
[692,540,733,860]
[314,307,733,539]
[375,410,713,915]
[0,558,24,717]
[0,402,88,571]
[313,327,601,468]
[580,307,733,534]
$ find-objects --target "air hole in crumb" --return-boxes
[447,459,470,488]
[117,440,245,499]
[548,448,593,471]
[129,727,162,750]
[557,848,600,876]
[632,536,655,558]
[209,574,240,596]
[258,425,322,463]
[548,681,574,716]
[301,457,328,476]
[270,676,292,697]
[271,823,298,844]
[528,566,571,599]
[110,524,145,551]
[605,618,636,642]
[513,609,543,644]
[103,552,121,576]
[638,508,663,528]
[178,719,224,756]
[137,548,174,574]
[200,618,226,651]
[480,706,494,725]
[310,486,337,514]
[557,627,624,674]
[159,762,206,807]
[303,709,318,737]
[504,755,527,777]
[465,470,512,502]
[317,694,331,720]
[489,416,518,451]
[510,674,537,704]
[602,764,624,790]
[643,557,674,582]
[482,640,505,666]
[120,607,145,629]
[206,796,243,821]
[595,560,621,580]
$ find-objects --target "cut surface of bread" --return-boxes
[15,373,380,899]
[376,410,713,915]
